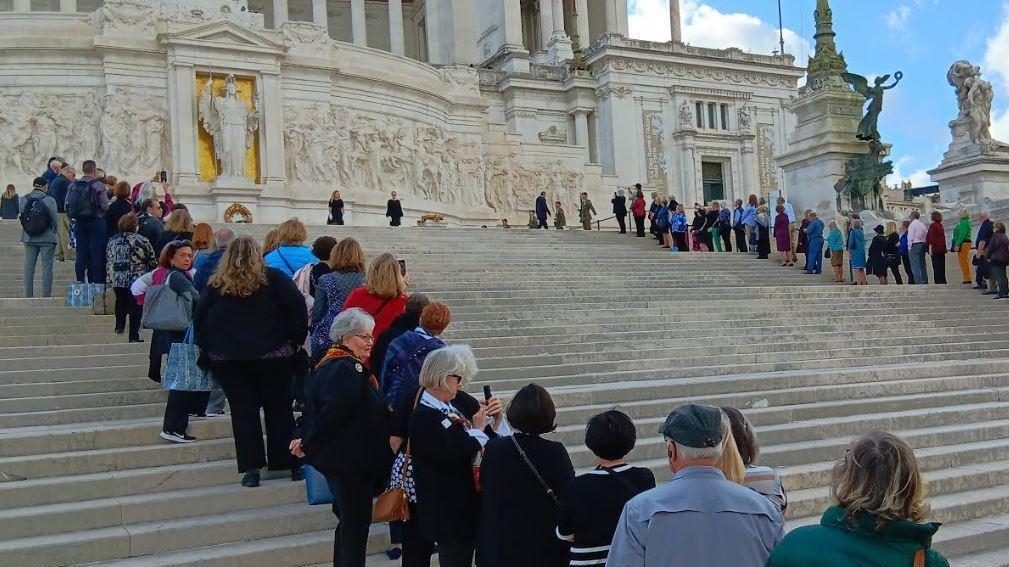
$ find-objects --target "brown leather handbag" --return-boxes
[372,388,423,523]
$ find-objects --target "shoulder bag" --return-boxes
[913,549,925,567]
[141,272,194,331]
[373,387,424,523]
[511,435,559,505]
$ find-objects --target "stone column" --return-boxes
[272,0,288,28]
[12,0,29,11]
[547,0,572,61]
[351,0,367,47]
[60,0,77,12]
[669,0,682,43]
[388,0,405,55]
[574,0,589,47]
[538,0,553,52]
[312,0,327,31]
[170,64,199,183]
[551,0,566,38]
[260,71,287,187]
[573,110,590,148]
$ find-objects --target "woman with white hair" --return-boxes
[407,345,508,567]
[952,208,974,284]
[294,307,393,567]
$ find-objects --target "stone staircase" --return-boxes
[0,221,1008,566]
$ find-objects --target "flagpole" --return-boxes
[778,0,786,65]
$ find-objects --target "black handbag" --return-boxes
[825,248,831,259]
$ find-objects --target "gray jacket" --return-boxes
[19,190,59,244]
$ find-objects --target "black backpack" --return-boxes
[19,196,51,237]
[65,180,97,220]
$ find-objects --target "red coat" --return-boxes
[926,222,947,255]
[342,288,408,366]
[631,196,647,218]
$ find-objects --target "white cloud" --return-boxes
[888,155,932,188]
[984,3,1009,141]
[627,0,812,67]
[885,5,912,32]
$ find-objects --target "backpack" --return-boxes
[66,180,97,220]
[292,263,315,321]
[19,196,51,237]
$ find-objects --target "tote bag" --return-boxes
[66,283,105,307]
[163,327,218,392]
[304,465,334,505]
[142,273,193,331]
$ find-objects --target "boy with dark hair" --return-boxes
[556,410,655,566]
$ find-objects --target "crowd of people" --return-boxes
[14,162,952,566]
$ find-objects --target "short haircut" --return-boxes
[506,384,556,435]
[62,166,76,176]
[213,228,236,250]
[158,240,193,268]
[419,303,452,335]
[959,208,970,220]
[311,236,338,262]
[775,205,784,214]
[405,293,431,316]
[118,213,139,233]
[418,345,478,390]
[722,407,758,466]
[113,181,131,199]
[585,410,637,461]
[329,237,365,273]
[140,198,159,212]
[996,222,1006,234]
[931,211,942,223]
[852,219,862,228]
[82,160,97,175]
[329,308,375,345]
[910,210,920,220]
[49,158,61,168]
[274,217,308,246]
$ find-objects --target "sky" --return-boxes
[626,0,1009,188]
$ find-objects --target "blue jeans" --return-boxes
[24,243,55,298]
[73,217,107,283]
[807,239,824,273]
[910,242,928,284]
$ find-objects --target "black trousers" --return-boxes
[325,472,374,567]
[672,232,688,251]
[734,227,746,252]
[616,214,626,234]
[993,263,1009,297]
[634,216,645,237]
[113,287,141,340]
[720,227,733,252]
[537,217,548,229]
[888,262,903,284]
[901,253,916,285]
[390,218,402,227]
[328,219,345,226]
[931,254,947,284]
[212,358,296,473]
[977,256,990,286]
[163,390,211,434]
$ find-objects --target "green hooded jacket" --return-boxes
[766,506,949,567]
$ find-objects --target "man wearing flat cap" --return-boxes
[606,404,784,567]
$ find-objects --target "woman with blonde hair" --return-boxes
[194,235,309,487]
[264,217,317,277]
[767,431,948,567]
[715,411,745,484]
[342,253,409,365]
[154,208,194,254]
[262,228,280,256]
[310,237,367,363]
[952,208,974,284]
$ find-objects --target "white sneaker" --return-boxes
[160,431,197,444]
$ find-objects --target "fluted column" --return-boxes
[272,0,288,27]
[551,0,566,37]
[312,0,327,31]
[388,0,405,55]
[670,0,682,43]
[351,0,367,46]
[538,0,553,51]
[60,0,77,12]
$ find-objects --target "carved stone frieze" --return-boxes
[94,0,157,35]
[538,125,567,144]
[279,21,332,50]
[595,85,631,100]
[608,58,798,89]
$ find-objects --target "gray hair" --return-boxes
[213,228,237,250]
[909,210,920,220]
[852,219,862,229]
[807,210,816,217]
[828,220,837,229]
[329,308,375,345]
[62,165,76,176]
[980,210,991,219]
[49,158,62,168]
[959,208,970,220]
[673,440,724,461]
[418,345,478,390]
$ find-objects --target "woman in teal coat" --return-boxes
[767,431,949,567]
[827,220,846,283]
[847,219,867,285]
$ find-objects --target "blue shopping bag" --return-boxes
[304,465,333,505]
[66,283,105,307]
[163,327,219,392]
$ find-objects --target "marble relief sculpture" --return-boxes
[199,74,261,179]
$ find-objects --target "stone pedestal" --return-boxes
[928,118,1009,205]
[775,86,868,219]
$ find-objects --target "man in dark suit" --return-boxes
[386,191,404,227]
[534,191,551,229]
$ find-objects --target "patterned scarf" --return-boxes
[316,345,380,391]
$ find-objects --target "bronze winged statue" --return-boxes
[842,71,903,141]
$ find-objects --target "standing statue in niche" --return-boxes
[199,74,261,179]
[842,71,903,141]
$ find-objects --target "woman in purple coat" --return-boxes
[773,205,792,266]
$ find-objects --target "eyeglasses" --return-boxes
[353,334,375,343]
[446,374,463,383]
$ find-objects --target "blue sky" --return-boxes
[627,0,1009,187]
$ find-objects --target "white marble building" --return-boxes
[0,0,803,224]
